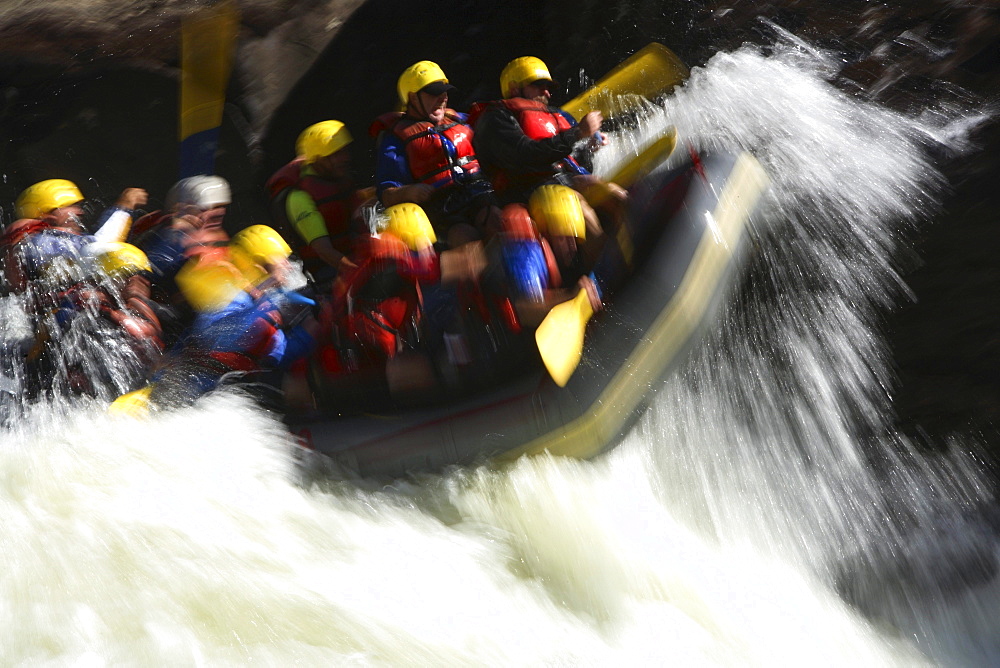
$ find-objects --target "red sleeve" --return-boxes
[400,248,441,284]
[541,238,562,288]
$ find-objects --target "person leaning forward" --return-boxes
[266,120,370,284]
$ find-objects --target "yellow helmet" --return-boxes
[230,225,292,285]
[397,60,453,106]
[529,185,586,239]
[96,242,152,279]
[296,120,353,164]
[176,256,248,312]
[384,203,437,251]
[500,56,554,99]
[15,179,84,219]
[231,225,291,265]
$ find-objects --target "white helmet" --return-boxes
[165,175,232,211]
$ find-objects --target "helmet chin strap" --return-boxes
[414,93,428,120]
[410,92,435,121]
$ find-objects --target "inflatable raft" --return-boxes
[286,147,769,478]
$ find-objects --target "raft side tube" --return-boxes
[287,150,769,478]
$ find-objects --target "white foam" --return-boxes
[2,41,994,665]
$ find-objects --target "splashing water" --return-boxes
[2,42,997,664]
[0,396,922,665]
[605,42,1000,663]
[0,254,154,429]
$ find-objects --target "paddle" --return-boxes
[607,127,678,190]
[561,43,689,121]
[178,0,240,178]
[583,126,679,209]
[109,384,154,418]
[535,127,680,388]
[534,289,595,388]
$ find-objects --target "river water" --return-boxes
[2,35,998,666]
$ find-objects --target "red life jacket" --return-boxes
[499,98,574,140]
[339,233,437,360]
[265,158,359,257]
[1,218,54,292]
[127,211,171,244]
[469,98,583,196]
[1,218,51,249]
[368,111,404,140]
[388,110,481,188]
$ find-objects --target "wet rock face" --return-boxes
[0,0,362,224]
[0,0,997,443]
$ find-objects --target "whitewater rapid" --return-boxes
[3,41,997,665]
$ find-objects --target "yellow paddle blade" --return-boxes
[581,126,678,213]
[535,289,596,387]
[609,126,678,188]
[180,0,239,176]
[180,0,239,141]
[109,385,154,418]
[561,43,689,121]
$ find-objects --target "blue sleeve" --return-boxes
[556,110,593,176]
[261,330,287,368]
[277,325,316,368]
[556,110,578,127]
[141,228,188,280]
[375,133,413,200]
